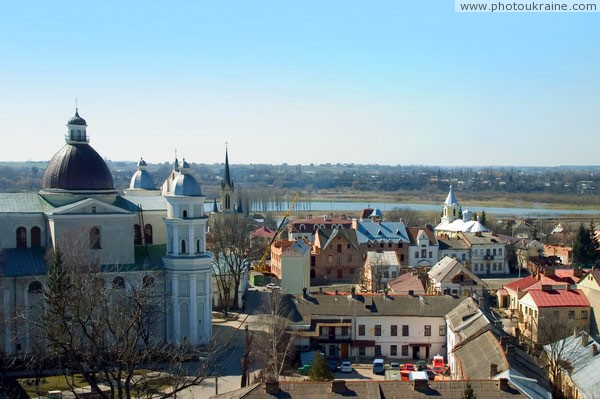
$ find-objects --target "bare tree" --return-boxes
[249,291,297,382]
[211,214,253,314]
[539,319,580,399]
[385,206,422,227]
[364,252,390,293]
[20,227,217,399]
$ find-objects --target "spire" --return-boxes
[223,147,233,188]
[444,185,459,206]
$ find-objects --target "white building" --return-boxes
[0,109,213,356]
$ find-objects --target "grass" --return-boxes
[19,374,88,397]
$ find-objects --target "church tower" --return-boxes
[441,185,460,224]
[220,147,235,213]
[162,158,212,346]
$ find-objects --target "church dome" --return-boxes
[68,109,87,126]
[42,143,115,191]
[41,109,115,192]
[172,173,202,196]
[129,158,155,190]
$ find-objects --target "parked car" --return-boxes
[327,359,339,372]
[401,363,416,371]
[340,361,353,373]
[389,362,400,371]
[372,358,385,375]
[297,364,311,374]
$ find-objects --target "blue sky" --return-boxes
[0,1,598,166]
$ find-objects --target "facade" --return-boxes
[0,109,213,356]
[289,293,462,362]
[310,227,362,284]
[364,251,401,292]
[269,239,311,294]
[576,268,600,337]
[287,214,353,242]
[353,219,411,266]
[407,225,439,267]
[427,256,487,296]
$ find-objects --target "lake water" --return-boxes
[237,201,600,218]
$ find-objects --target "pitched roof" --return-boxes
[524,289,590,308]
[454,330,509,379]
[250,226,276,239]
[355,221,410,244]
[504,269,585,295]
[315,227,359,250]
[428,257,485,286]
[388,273,426,294]
[407,225,438,245]
[214,379,528,398]
[543,331,600,399]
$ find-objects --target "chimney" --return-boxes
[497,378,509,391]
[582,332,589,347]
[265,381,280,394]
[351,286,356,298]
[319,287,323,295]
[413,378,429,391]
[302,287,307,298]
[545,267,555,277]
[335,289,339,296]
[505,344,515,356]
[490,363,498,377]
[592,344,598,357]
[330,380,346,393]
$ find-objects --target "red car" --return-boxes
[401,363,416,371]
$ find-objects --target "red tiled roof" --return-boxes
[251,226,276,238]
[504,269,585,294]
[526,289,590,308]
[503,276,538,294]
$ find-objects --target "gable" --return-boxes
[49,197,133,216]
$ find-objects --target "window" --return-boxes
[144,224,153,244]
[350,268,355,275]
[499,248,503,255]
[359,347,365,356]
[391,325,397,336]
[399,243,403,248]
[112,276,125,288]
[400,254,404,261]
[311,256,316,267]
[568,310,575,319]
[196,238,201,253]
[28,281,43,293]
[16,227,27,248]
[91,206,96,213]
[439,325,446,336]
[342,326,349,336]
[328,255,333,264]
[30,227,41,247]
[429,251,433,258]
[391,271,397,278]
[415,251,419,258]
[359,325,365,336]
[421,249,427,258]
[493,248,497,256]
[182,210,188,218]
[375,325,382,336]
[390,345,397,356]
[582,310,588,319]
[90,227,101,249]
[348,254,353,262]
[134,224,142,245]
[401,345,409,356]
[337,244,342,253]
[424,325,431,336]
[375,345,382,356]
[402,325,409,336]
[181,239,187,253]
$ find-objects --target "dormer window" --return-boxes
[91,206,96,213]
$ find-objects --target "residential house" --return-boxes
[364,251,400,292]
[576,268,600,337]
[407,225,439,267]
[427,256,487,297]
[518,287,590,345]
[511,219,536,239]
[213,379,529,399]
[353,218,411,267]
[311,227,362,285]
[513,238,544,270]
[269,239,311,294]
[387,272,426,296]
[543,244,574,265]
[288,293,462,361]
[287,214,353,242]
[460,232,509,276]
[543,331,600,399]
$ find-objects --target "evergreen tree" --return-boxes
[573,223,596,266]
[590,220,599,264]
[479,211,487,227]
[463,382,477,399]
[308,352,334,381]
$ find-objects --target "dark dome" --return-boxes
[68,110,87,126]
[42,143,115,191]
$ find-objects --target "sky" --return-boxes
[0,1,598,166]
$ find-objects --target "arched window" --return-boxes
[31,226,41,247]
[112,276,125,289]
[28,281,43,293]
[196,239,201,253]
[143,275,155,288]
[225,194,231,210]
[16,227,27,248]
[134,224,142,245]
[90,227,101,249]
[182,210,188,218]
[181,240,187,254]
[144,224,153,244]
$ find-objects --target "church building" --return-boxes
[0,109,213,356]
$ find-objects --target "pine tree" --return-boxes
[573,223,596,266]
[590,220,599,264]
[463,382,477,399]
[308,351,334,381]
[479,211,487,227]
